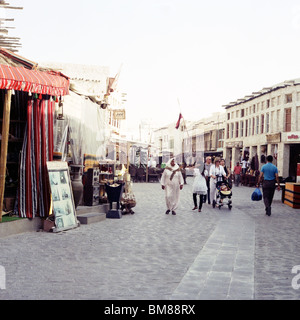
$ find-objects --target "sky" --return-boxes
[4,0,300,131]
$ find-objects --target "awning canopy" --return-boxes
[0,64,70,96]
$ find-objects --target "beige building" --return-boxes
[189,112,225,162]
[223,79,300,179]
[153,113,225,166]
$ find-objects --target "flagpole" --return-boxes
[177,98,190,165]
[177,98,189,138]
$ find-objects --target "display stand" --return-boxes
[99,160,115,203]
[47,161,79,232]
[105,182,124,219]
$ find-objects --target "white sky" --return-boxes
[5,0,300,130]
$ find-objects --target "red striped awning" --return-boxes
[0,64,70,96]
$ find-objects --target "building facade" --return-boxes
[153,113,225,166]
[189,112,225,162]
[223,79,300,179]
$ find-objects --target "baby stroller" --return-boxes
[213,176,233,210]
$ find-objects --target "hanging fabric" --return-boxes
[19,96,54,219]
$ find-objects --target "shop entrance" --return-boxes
[289,144,300,180]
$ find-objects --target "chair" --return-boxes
[241,174,246,186]
[136,167,146,182]
[248,175,256,187]
[129,165,137,182]
[148,167,160,182]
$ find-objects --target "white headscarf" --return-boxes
[166,158,180,171]
[195,162,204,174]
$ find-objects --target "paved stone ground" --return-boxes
[0,177,300,300]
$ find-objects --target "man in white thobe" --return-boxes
[161,158,184,215]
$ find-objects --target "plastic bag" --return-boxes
[251,188,262,201]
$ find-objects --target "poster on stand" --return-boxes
[47,161,79,232]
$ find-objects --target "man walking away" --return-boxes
[257,155,281,216]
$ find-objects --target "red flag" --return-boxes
[105,64,123,97]
[175,113,183,129]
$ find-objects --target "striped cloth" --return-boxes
[0,48,38,69]
[19,97,54,219]
[0,63,69,96]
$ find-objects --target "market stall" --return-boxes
[0,49,70,222]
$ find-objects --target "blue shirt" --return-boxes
[261,162,278,180]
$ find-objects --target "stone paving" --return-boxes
[0,177,300,300]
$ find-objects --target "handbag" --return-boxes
[251,187,262,201]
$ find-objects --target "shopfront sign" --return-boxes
[266,133,281,143]
[287,133,300,141]
[113,109,126,120]
[226,141,243,148]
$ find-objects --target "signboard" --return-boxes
[113,109,126,120]
[47,161,79,232]
[287,133,300,141]
[226,142,243,148]
[266,133,281,143]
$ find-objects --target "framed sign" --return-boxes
[113,109,126,120]
[47,161,79,232]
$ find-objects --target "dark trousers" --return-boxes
[193,193,204,210]
[203,177,210,204]
[262,179,276,209]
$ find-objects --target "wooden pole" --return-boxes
[146,145,150,183]
[0,89,12,222]
[125,142,131,193]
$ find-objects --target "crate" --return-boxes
[284,183,300,209]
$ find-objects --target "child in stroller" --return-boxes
[214,178,233,210]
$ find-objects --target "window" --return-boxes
[245,119,248,137]
[235,122,239,138]
[252,117,255,136]
[286,94,293,103]
[218,129,224,148]
[231,123,234,138]
[256,116,259,134]
[240,121,244,137]
[169,139,174,149]
[271,111,275,133]
[266,100,270,108]
[277,96,281,105]
[261,101,265,110]
[236,110,239,118]
[253,104,256,113]
[227,124,230,139]
[266,113,270,133]
[227,113,230,120]
[249,118,252,136]
[271,98,276,107]
[261,114,264,134]
[285,108,292,132]
[277,110,280,131]
[241,109,245,118]
[257,103,260,112]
